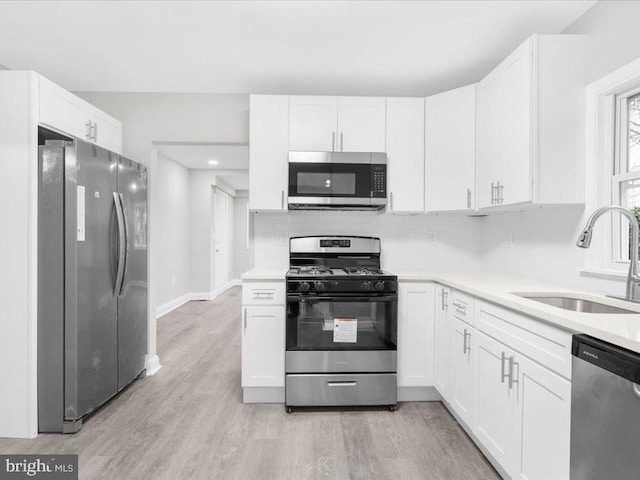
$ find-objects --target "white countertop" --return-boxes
[240,268,287,281]
[396,269,640,354]
[241,267,640,353]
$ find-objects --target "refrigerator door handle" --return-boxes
[113,192,126,296]
[118,192,129,296]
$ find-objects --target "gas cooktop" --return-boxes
[287,266,390,277]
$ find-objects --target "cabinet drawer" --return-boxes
[242,281,285,305]
[450,289,474,326]
[475,299,572,379]
[286,373,397,406]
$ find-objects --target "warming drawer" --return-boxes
[285,373,397,407]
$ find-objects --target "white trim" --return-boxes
[155,294,190,318]
[144,354,162,376]
[583,56,640,273]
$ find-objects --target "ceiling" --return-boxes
[0,1,596,96]
[157,144,249,190]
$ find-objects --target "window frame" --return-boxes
[582,58,640,279]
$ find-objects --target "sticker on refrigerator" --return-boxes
[333,318,357,343]
[77,185,85,242]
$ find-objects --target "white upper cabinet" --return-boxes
[249,95,289,211]
[337,97,386,152]
[289,96,337,151]
[39,75,122,154]
[425,85,477,212]
[289,96,385,152]
[476,34,587,209]
[386,98,425,213]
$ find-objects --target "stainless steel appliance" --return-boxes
[285,236,397,410]
[288,152,387,210]
[38,128,148,433]
[570,334,640,479]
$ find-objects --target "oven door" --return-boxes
[288,161,373,205]
[286,294,397,352]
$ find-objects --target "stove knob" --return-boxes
[374,281,385,292]
[314,282,325,291]
[299,282,310,292]
[361,281,372,291]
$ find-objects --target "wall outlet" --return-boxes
[276,232,289,246]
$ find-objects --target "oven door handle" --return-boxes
[287,295,398,302]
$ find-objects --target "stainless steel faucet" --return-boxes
[577,205,640,302]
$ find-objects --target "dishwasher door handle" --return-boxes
[634,384,640,399]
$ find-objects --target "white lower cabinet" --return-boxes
[241,280,286,403]
[512,352,571,480]
[474,332,516,472]
[449,318,475,426]
[397,282,435,388]
[434,284,451,400]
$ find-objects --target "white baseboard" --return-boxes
[155,294,190,318]
[144,354,162,376]
[188,291,216,301]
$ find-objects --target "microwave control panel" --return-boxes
[371,165,387,198]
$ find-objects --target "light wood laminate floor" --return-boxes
[0,286,500,480]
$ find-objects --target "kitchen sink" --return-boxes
[512,293,638,314]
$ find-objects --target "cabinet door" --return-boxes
[501,39,533,206]
[512,353,571,480]
[241,305,285,388]
[39,76,86,139]
[476,70,504,209]
[434,285,451,400]
[85,105,123,154]
[425,85,477,212]
[450,319,475,427]
[337,97,386,152]
[386,98,425,213]
[249,95,289,211]
[289,96,337,151]
[397,283,435,387]
[474,332,515,471]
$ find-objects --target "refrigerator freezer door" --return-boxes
[117,156,148,390]
[65,140,119,420]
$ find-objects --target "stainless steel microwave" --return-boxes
[288,152,387,210]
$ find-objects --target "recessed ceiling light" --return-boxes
[208,160,219,165]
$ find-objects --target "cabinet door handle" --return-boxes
[91,122,98,142]
[332,132,336,151]
[498,183,504,205]
[243,308,247,334]
[281,190,285,210]
[340,132,344,152]
[389,192,393,211]
[463,328,471,354]
[467,188,472,209]
[490,182,496,205]
[441,290,448,310]
[508,356,519,389]
[85,121,92,140]
[501,352,508,384]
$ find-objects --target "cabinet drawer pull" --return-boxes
[452,301,466,312]
[327,381,357,387]
[253,291,274,298]
[508,356,519,389]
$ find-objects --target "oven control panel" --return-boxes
[371,165,387,198]
[287,279,397,294]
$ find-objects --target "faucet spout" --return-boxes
[577,206,640,302]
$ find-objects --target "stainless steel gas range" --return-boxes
[285,236,398,411]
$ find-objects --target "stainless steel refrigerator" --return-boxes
[38,129,148,433]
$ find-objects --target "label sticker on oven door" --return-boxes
[333,318,357,343]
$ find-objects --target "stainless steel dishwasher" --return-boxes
[570,334,640,480]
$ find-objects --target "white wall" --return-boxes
[233,193,254,280]
[564,0,640,83]
[154,153,190,310]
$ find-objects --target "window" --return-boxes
[612,89,640,262]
